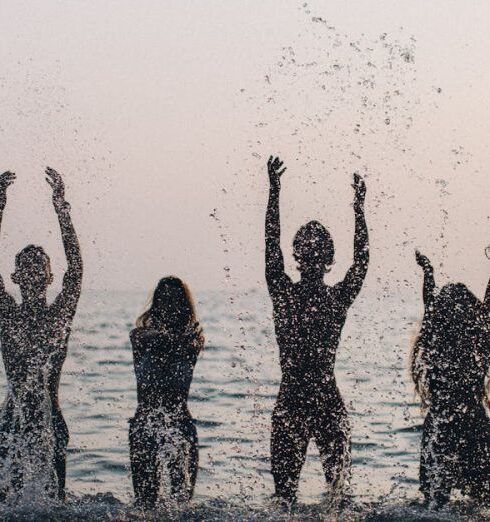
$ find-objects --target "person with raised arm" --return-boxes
[265,156,369,506]
[0,168,82,501]
[412,251,490,507]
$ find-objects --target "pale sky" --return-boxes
[0,0,489,299]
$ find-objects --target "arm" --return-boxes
[0,172,16,312]
[336,173,369,306]
[415,250,436,311]
[47,168,83,318]
[265,156,289,292]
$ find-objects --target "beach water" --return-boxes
[0,288,488,520]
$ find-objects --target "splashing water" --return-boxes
[0,360,58,508]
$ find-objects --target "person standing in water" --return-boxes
[265,156,369,505]
[0,168,83,501]
[129,277,203,507]
[412,251,490,507]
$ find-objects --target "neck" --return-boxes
[21,290,47,309]
[300,269,325,285]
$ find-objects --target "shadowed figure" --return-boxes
[412,251,490,508]
[0,168,82,501]
[265,156,369,505]
[129,277,203,508]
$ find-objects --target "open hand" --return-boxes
[45,167,66,211]
[268,156,286,190]
[415,250,432,270]
[352,173,366,204]
[0,171,16,210]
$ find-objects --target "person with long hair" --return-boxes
[129,277,203,507]
[412,251,490,507]
[0,168,83,501]
[265,156,369,505]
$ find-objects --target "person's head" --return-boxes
[411,283,489,409]
[136,276,197,333]
[436,283,480,327]
[293,220,334,278]
[11,245,53,297]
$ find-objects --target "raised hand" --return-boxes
[45,167,66,212]
[352,173,366,206]
[268,156,286,190]
[415,250,432,271]
[0,171,16,210]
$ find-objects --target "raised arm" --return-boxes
[47,167,83,318]
[0,172,16,312]
[336,173,369,306]
[485,278,490,308]
[483,247,490,310]
[265,156,289,292]
[415,250,436,311]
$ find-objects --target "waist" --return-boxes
[135,402,190,418]
[279,376,340,399]
[281,368,337,390]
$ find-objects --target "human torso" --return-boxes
[0,300,72,411]
[424,316,490,412]
[271,279,349,393]
[131,328,197,414]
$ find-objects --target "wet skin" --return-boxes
[0,168,82,500]
[414,252,490,507]
[265,156,369,504]
[129,324,203,507]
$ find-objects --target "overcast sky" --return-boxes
[0,0,489,300]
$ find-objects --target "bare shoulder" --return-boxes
[129,327,148,345]
[130,327,163,342]
[129,327,144,341]
[0,291,17,318]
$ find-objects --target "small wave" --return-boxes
[2,495,490,522]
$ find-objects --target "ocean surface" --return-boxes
[0,288,488,521]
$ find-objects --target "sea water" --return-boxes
[0,289,488,521]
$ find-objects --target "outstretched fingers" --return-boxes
[352,173,366,206]
[272,157,283,170]
[352,172,365,189]
[46,166,61,181]
[0,171,16,187]
[45,166,65,189]
[268,156,286,177]
[415,250,431,269]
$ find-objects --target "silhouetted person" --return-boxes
[129,277,203,507]
[265,156,369,505]
[0,168,82,501]
[412,251,490,507]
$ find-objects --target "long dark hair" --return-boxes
[411,283,490,409]
[137,277,198,335]
[293,220,334,273]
